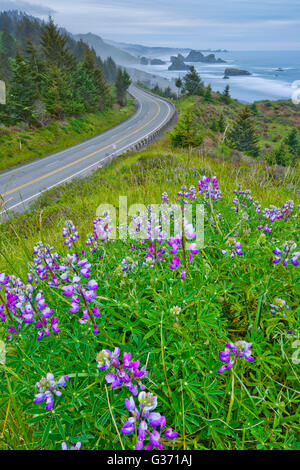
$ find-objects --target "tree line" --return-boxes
[0,11,131,126]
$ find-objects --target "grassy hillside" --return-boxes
[0,99,299,450]
[172,94,300,164]
[0,100,135,172]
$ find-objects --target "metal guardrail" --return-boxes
[124,87,177,147]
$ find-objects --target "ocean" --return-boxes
[134,50,300,103]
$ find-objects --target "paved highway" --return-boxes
[0,85,174,214]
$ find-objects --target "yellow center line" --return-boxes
[2,100,161,197]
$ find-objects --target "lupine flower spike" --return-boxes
[217,341,254,374]
[121,392,178,450]
[34,373,69,410]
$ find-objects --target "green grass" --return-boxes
[0,100,135,173]
[174,94,300,159]
[0,135,298,275]
[0,100,299,451]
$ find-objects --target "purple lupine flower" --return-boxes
[270,297,291,317]
[161,192,169,205]
[62,442,82,450]
[198,176,222,203]
[96,348,118,370]
[181,269,187,280]
[232,187,253,214]
[217,340,254,374]
[1,278,60,341]
[62,285,75,297]
[0,273,9,285]
[273,241,299,266]
[34,373,69,410]
[56,255,100,331]
[222,238,243,258]
[169,256,181,270]
[62,220,79,250]
[121,392,178,450]
[97,349,148,396]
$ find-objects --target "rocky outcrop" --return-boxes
[185,50,204,62]
[150,59,166,65]
[224,68,251,77]
[205,54,226,64]
[140,57,149,65]
[185,50,226,64]
[168,55,190,71]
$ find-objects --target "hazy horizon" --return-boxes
[0,0,299,51]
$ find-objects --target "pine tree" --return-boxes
[103,56,117,84]
[204,84,213,102]
[285,128,300,156]
[0,52,12,82]
[42,64,72,118]
[115,69,131,106]
[250,102,258,115]
[7,52,38,124]
[170,111,203,148]
[25,40,43,92]
[175,77,182,97]
[266,142,293,167]
[1,30,16,57]
[40,18,76,118]
[40,17,75,72]
[222,84,231,104]
[182,66,204,96]
[218,113,226,133]
[227,106,260,157]
[71,49,98,113]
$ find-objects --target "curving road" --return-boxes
[0,85,175,215]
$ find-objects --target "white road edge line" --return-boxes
[0,93,173,215]
[0,87,144,181]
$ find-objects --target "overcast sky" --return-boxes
[1,0,300,50]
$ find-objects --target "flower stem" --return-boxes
[226,368,235,424]
[105,384,125,450]
[161,313,172,401]
[209,191,223,238]
[181,213,188,270]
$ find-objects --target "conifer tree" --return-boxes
[25,40,43,92]
[175,77,182,97]
[0,52,12,81]
[42,64,72,118]
[204,84,213,102]
[182,66,204,96]
[40,18,75,117]
[285,128,300,156]
[222,84,231,104]
[1,30,16,57]
[218,113,226,133]
[115,69,131,106]
[266,142,293,167]
[170,111,203,148]
[8,52,38,124]
[227,106,260,157]
[103,56,117,84]
[40,17,75,71]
